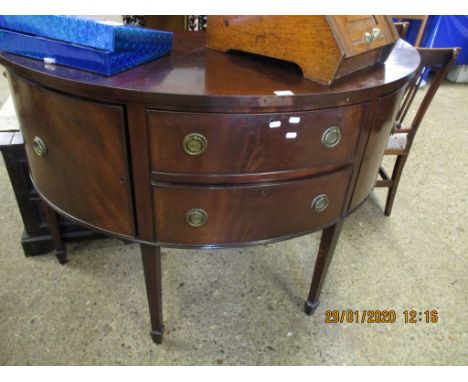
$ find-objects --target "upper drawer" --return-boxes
[148,104,367,176]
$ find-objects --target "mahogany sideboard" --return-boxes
[0,32,420,344]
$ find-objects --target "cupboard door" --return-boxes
[10,75,135,237]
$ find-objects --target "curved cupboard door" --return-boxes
[9,74,135,237]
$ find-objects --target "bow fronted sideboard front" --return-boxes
[0,32,420,344]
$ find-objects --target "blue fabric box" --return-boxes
[0,16,173,76]
[0,15,165,51]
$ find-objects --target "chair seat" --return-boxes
[386,132,408,150]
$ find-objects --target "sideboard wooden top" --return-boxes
[0,32,420,112]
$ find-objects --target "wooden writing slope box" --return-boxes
[206,16,399,85]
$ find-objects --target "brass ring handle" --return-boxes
[32,136,47,157]
[183,133,208,156]
[186,208,208,227]
[364,28,382,43]
[311,194,329,213]
[372,28,382,39]
[321,126,341,148]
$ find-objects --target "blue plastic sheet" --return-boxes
[398,16,468,64]
[423,16,468,64]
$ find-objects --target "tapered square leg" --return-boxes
[141,244,164,344]
[41,201,67,264]
[305,220,344,315]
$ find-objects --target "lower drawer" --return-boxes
[153,167,352,245]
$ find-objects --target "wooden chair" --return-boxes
[393,16,429,47]
[375,47,461,216]
[394,21,410,39]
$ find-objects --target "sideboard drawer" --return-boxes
[10,75,135,237]
[153,166,352,245]
[148,105,366,175]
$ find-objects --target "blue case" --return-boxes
[0,16,173,76]
[0,15,166,51]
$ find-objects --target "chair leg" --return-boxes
[384,155,408,217]
[141,244,164,344]
[41,201,67,264]
[304,220,344,315]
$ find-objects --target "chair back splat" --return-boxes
[393,22,410,39]
[409,49,460,143]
